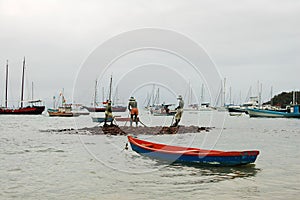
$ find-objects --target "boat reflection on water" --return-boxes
[160,162,260,183]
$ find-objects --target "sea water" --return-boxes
[0,111,299,199]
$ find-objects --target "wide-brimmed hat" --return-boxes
[177,95,183,100]
[129,96,135,101]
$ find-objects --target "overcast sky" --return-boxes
[0,0,299,107]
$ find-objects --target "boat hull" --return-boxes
[83,106,126,112]
[228,107,245,113]
[128,136,259,166]
[153,112,176,116]
[0,106,45,115]
[91,117,113,123]
[48,111,79,117]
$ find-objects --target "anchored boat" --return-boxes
[128,136,259,166]
[247,105,300,118]
[0,59,45,115]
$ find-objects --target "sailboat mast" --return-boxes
[109,75,112,101]
[157,88,160,104]
[201,84,204,105]
[292,91,295,105]
[5,60,8,108]
[223,78,226,107]
[270,86,273,105]
[94,80,97,107]
[229,86,232,105]
[31,81,34,100]
[20,57,25,108]
[102,87,104,103]
[61,88,64,107]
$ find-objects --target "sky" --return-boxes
[0,0,299,107]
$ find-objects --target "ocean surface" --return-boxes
[0,111,299,200]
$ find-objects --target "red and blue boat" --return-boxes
[128,136,259,166]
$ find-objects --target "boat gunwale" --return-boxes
[128,136,259,157]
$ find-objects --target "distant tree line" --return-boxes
[263,91,300,108]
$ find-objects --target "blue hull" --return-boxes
[247,108,300,118]
[92,117,113,123]
[130,142,258,166]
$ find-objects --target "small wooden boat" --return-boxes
[128,136,259,166]
[48,111,78,117]
[48,105,79,117]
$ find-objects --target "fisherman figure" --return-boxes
[128,96,139,127]
[104,100,113,126]
[172,95,184,127]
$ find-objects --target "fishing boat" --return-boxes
[47,91,79,117]
[48,104,79,117]
[247,105,300,118]
[0,59,45,115]
[128,136,259,166]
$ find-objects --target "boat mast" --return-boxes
[31,81,34,100]
[228,86,231,105]
[5,60,8,108]
[292,91,295,105]
[93,80,97,107]
[258,83,262,108]
[223,78,226,107]
[101,87,105,103]
[157,88,160,105]
[109,75,112,101]
[270,86,273,106]
[61,88,64,107]
[20,57,25,108]
[201,83,204,105]
[151,84,155,106]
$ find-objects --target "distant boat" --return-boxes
[83,104,127,112]
[48,104,79,117]
[128,136,259,166]
[47,91,79,117]
[228,106,245,113]
[184,84,213,112]
[83,77,126,112]
[71,104,90,116]
[0,59,45,115]
[229,112,243,117]
[91,117,113,123]
[214,78,227,112]
[150,104,176,116]
[247,105,300,118]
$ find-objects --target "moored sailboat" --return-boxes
[83,77,126,112]
[0,59,45,115]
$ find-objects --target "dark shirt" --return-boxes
[128,101,137,110]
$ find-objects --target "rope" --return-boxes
[138,118,148,127]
